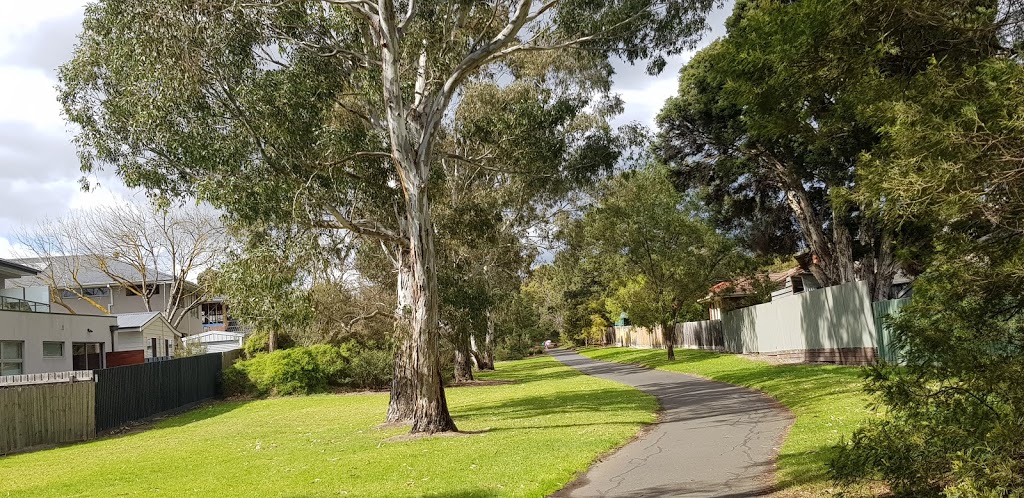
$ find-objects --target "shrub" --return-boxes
[226,347,328,396]
[348,347,392,389]
[308,343,350,386]
[224,342,390,396]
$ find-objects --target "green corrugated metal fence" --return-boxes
[873,297,911,364]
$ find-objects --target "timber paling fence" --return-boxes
[0,381,95,455]
[1,352,230,455]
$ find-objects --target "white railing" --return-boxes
[0,370,94,387]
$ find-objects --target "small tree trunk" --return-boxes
[482,312,495,370]
[663,322,675,361]
[454,331,474,382]
[268,329,277,353]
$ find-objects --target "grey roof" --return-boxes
[5,256,185,289]
[115,311,166,331]
[0,258,40,278]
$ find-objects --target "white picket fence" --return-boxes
[0,370,95,387]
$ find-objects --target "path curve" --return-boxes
[549,348,793,498]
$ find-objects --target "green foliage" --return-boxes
[580,164,742,332]
[831,243,1024,496]
[227,342,391,396]
[242,331,295,359]
[225,347,333,397]
[346,347,392,390]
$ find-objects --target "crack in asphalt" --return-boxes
[549,349,794,498]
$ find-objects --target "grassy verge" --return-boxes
[0,356,656,498]
[577,347,881,497]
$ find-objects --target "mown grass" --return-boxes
[0,356,656,498]
[577,347,882,497]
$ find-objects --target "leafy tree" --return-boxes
[61,0,717,432]
[578,164,740,359]
[701,0,1024,494]
[656,0,914,300]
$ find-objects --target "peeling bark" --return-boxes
[386,253,416,424]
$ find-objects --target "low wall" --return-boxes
[106,350,144,367]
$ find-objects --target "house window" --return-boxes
[125,284,160,297]
[0,341,24,376]
[72,343,103,370]
[61,287,111,299]
[42,341,64,358]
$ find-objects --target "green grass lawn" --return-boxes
[0,356,656,498]
[577,347,882,497]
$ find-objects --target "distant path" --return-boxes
[549,348,793,498]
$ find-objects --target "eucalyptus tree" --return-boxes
[61,0,716,433]
[435,77,618,379]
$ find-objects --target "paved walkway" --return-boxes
[549,349,793,498]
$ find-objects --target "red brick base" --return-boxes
[106,350,144,368]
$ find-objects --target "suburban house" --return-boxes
[6,256,204,336]
[109,312,183,366]
[0,258,117,375]
[702,265,815,320]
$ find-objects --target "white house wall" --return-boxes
[0,310,117,374]
[114,330,144,352]
[50,283,203,336]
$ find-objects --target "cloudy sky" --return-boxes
[0,1,733,258]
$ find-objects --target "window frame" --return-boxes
[42,341,65,359]
[0,341,25,376]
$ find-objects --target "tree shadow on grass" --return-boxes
[453,386,652,424]
[98,399,252,441]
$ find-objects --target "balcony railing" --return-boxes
[0,295,50,313]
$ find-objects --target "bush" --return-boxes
[242,331,295,358]
[224,342,390,396]
[348,347,392,389]
[830,254,1024,496]
[308,343,350,386]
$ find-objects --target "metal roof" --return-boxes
[0,258,41,278]
[115,311,163,329]
[5,256,187,289]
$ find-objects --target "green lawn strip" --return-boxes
[0,355,656,498]
[576,347,880,496]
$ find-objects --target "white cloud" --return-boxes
[0,67,66,132]
[0,1,85,58]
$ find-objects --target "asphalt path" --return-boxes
[549,348,793,498]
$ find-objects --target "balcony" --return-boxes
[0,295,50,313]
